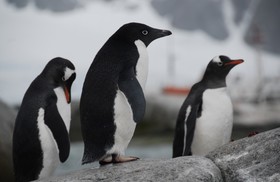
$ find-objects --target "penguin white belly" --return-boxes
[54,87,71,131]
[37,108,60,179]
[134,40,149,89]
[191,87,233,156]
[108,90,136,155]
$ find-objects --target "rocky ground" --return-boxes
[38,127,280,182]
[1,97,280,182]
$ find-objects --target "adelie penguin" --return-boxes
[173,55,244,158]
[13,57,76,182]
[80,22,171,165]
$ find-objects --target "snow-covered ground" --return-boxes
[1,0,280,107]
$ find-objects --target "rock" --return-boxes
[38,157,222,182]
[144,94,184,130]
[244,0,280,54]
[207,127,280,182]
[0,100,16,182]
[151,0,228,40]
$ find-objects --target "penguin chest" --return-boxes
[54,87,71,131]
[134,40,149,89]
[191,87,233,156]
[37,108,60,178]
[108,90,136,155]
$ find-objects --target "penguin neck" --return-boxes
[134,39,149,89]
[201,73,227,89]
[39,73,56,87]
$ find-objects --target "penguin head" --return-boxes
[42,57,76,103]
[114,22,172,46]
[203,55,244,85]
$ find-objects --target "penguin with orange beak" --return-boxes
[13,57,76,181]
[173,55,244,157]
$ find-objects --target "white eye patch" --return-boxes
[212,56,221,63]
[63,67,75,81]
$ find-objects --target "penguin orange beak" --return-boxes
[225,59,244,66]
[64,86,70,103]
[63,72,75,104]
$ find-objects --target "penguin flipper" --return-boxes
[44,99,70,162]
[173,84,203,157]
[184,101,202,155]
[118,68,146,123]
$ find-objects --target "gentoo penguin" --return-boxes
[80,22,171,165]
[13,57,76,182]
[173,55,244,158]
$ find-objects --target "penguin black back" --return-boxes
[173,55,244,157]
[13,57,76,181]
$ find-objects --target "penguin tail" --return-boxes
[82,157,93,165]
[81,149,105,165]
[82,153,97,165]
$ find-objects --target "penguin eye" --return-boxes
[62,76,66,81]
[217,62,223,66]
[142,30,148,36]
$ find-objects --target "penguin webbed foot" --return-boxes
[99,155,113,165]
[248,131,259,137]
[99,154,139,166]
[112,154,139,163]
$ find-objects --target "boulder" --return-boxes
[207,127,280,182]
[35,126,280,181]
[0,100,16,182]
[38,157,222,182]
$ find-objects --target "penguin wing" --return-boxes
[183,100,202,155]
[173,84,203,157]
[44,98,70,162]
[118,67,146,123]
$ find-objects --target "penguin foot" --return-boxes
[99,155,139,165]
[99,156,113,165]
[112,154,139,163]
[248,131,259,137]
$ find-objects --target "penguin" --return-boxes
[173,55,244,158]
[13,57,76,182]
[80,22,172,165]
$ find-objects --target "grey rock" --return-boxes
[230,0,252,24]
[207,127,280,182]
[151,0,280,54]
[144,94,184,130]
[6,0,81,12]
[38,157,222,182]
[151,0,228,40]
[0,100,16,182]
[245,0,280,54]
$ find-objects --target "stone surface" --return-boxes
[0,100,16,182]
[207,127,280,182]
[151,0,228,40]
[38,157,222,182]
[244,0,280,54]
[151,0,280,54]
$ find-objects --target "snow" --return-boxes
[0,0,280,105]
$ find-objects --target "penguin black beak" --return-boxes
[153,29,172,38]
[158,30,172,37]
[225,59,244,66]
